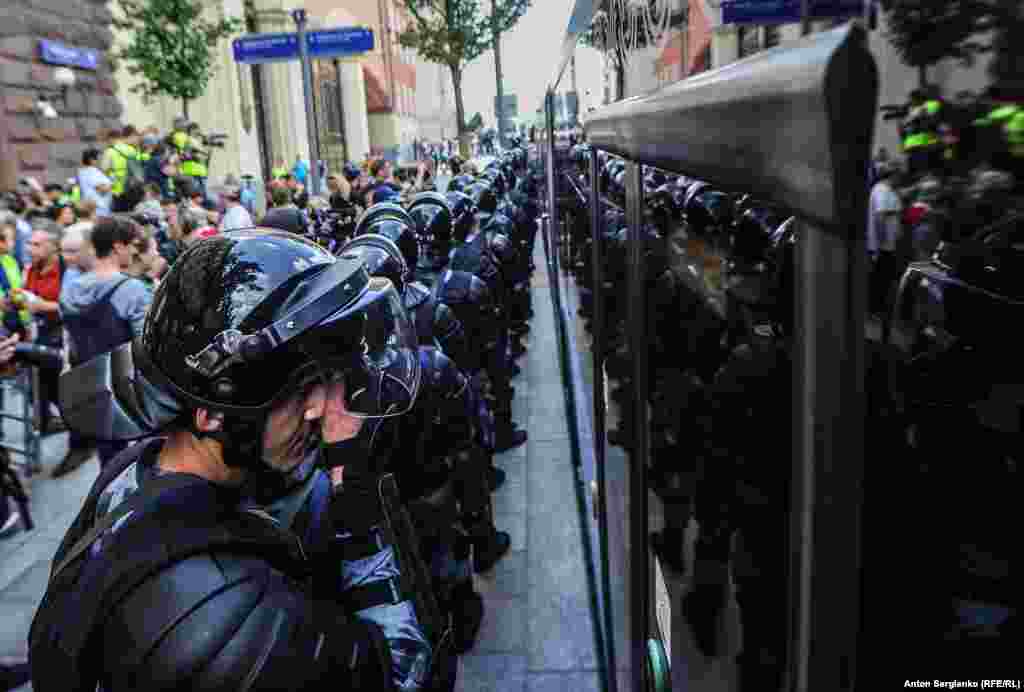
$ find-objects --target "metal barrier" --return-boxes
[542,20,878,692]
[1,365,43,476]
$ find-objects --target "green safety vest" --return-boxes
[173,131,207,178]
[271,167,288,180]
[975,104,1024,158]
[105,143,140,196]
[902,100,942,150]
[0,255,32,327]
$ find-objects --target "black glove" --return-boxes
[321,424,384,537]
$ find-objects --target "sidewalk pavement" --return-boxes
[0,381,98,692]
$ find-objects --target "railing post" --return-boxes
[589,150,617,692]
[624,160,649,692]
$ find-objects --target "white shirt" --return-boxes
[77,166,113,216]
[220,203,254,232]
[867,180,903,254]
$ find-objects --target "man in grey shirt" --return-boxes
[54,216,152,477]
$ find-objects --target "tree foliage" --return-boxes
[113,0,241,116]
[880,0,994,83]
[398,0,490,72]
[490,0,531,39]
[399,0,490,155]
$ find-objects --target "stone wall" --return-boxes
[0,0,122,190]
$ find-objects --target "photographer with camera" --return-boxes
[170,119,211,202]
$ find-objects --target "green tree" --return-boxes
[880,0,992,87]
[399,0,490,158]
[468,111,484,131]
[488,0,531,145]
[113,0,242,120]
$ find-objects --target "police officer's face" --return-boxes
[261,376,363,472]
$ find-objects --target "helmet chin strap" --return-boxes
[190,415,268,470]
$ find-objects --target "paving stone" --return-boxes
[525,588,599,672]
[525,671,603,692]
[473,594,527,654]
[476,549,526,599]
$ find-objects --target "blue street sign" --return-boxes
[722,0,871,25]
[38,39,99,71]
[308,27,374,59]
[233,27,374,64]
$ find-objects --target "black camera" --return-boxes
[0,327,64,371]
[201,133,228,149]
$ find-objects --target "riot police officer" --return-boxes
[32,230,433,691]
[353,204,469,368]
[446,190,526,450]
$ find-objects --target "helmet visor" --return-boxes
[59,273,420,441]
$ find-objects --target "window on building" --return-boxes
[765,24,780,48]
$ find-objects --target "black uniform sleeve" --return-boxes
[432,301,469,371]
[101,551,394,692]
[425,347,476,451]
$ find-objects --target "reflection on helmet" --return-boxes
[355,202,419,273]
[342,233,410,296]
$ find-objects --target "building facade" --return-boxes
[0,0,122,191]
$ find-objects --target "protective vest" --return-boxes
[271,167,288,180]
[173,131,207,178]
[903,100,942,150]
[449,231,504,307]
[406,281,468,370]
[976,104,1024,159]
[27,441,312,692]
[104,143,140,196]
[0,254,31,328]
[431,269,496,374]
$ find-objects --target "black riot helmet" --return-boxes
[408,191,453,271]
[261,206,309,236]
[342,234,410,296]
[354,202,419,275]
[446,191,477,240]
[731,205,789,270]
[466,182,498,215]
[58,230,421,469]
[687,190,735,237]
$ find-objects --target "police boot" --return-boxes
[449,551,485,654]
[493,413,527,453]
[487,462,507,490]
[510,337,527,358]
[464,512,512,573]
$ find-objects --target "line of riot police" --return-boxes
[29,146,543,691]
[560,139,1020,686]
[275,145,540,681]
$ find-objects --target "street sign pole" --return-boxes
[293,8,321,197]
